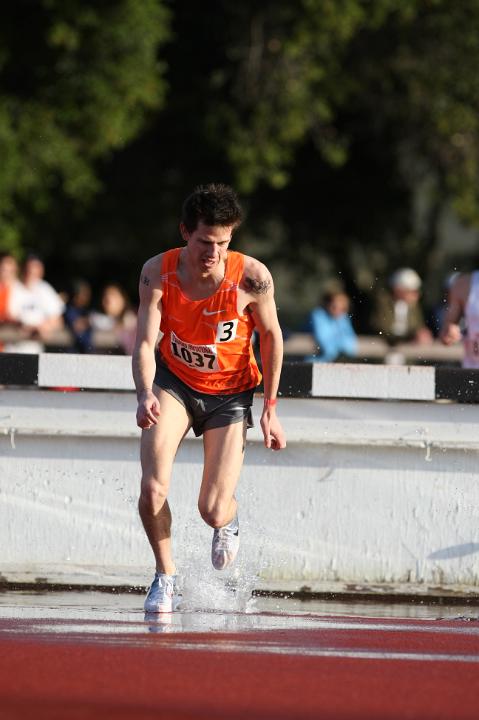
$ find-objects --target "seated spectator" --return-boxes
[64,279,94,353]
[427,272,460,337]
[6,254,65,354]
[307,290,358,363]
[440,270,479,368]
[91,283,137,355]
[370,268,433,345]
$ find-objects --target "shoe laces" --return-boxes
[150,573,175,599]
[214,525,236,552]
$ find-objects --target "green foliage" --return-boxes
[203,0,423,193]
[0,0,170,254]
[193,0,479,252]
[3,0,479,328]
[390,0,479,226]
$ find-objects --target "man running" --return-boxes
[440,271,479,368]
[132,183,286,613]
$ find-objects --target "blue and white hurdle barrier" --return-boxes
[1,353,479,598]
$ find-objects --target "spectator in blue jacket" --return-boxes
[308,290,358,362]
[64,279,94,353]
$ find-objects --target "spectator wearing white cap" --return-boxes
[370,267,433,345]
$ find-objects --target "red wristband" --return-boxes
[264,398,277,407]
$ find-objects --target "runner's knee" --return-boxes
[139,476,168,513]
[198,499,230,528]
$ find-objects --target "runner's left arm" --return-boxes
[246,262,286,451]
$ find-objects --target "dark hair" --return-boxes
[68,278,91,297]
[181,183,243,232]
[323,290,347,305]
[24,252,43,263]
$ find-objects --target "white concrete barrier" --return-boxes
[1,354,479,597]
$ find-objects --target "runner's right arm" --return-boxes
[132,256,163,429]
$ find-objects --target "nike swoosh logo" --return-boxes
[202,309,226,316]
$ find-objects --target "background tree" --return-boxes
[0,0,170,255]
[2,0,479,331]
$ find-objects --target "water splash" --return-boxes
[177,510,270,615]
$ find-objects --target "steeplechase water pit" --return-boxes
[1,354,479,718]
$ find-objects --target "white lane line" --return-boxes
[68,636,479,663]
[3,626,478,663]
[305,619,479,636]
[155,640,479,663]
[9,619,479,639]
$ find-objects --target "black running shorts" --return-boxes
[153,360,255,437]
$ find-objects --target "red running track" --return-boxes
[0,615,478,719]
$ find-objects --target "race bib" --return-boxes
[170,331,219,372]
[216,319,238,343]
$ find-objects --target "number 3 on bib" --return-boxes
[216,319,238,343]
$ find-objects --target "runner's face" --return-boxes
[181,221,233,273]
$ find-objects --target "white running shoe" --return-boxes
[144,572,178,613]
[211,516,240,570]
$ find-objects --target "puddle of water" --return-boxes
[0,588,477,639]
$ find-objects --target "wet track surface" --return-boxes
[0,587,478,633]
[1,589,478,719]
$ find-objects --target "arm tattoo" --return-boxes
[244,276,271,295]
[141,274,150,286]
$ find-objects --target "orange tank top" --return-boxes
[0,284,10,321]
[0,285,8,350]
[158,248,261,394]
